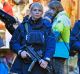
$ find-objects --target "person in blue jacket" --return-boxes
[70,20,80,73]
[10,2,56,74]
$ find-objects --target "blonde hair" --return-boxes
[29,2,43,11]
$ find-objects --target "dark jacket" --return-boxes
[70,20,80,50]
[70,20,80,58]
[10,17,55,73]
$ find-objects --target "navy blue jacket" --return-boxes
[70,20,80,58]
[10,17,55,73]
[70,20,80,50]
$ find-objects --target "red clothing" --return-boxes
[3,2,13,16]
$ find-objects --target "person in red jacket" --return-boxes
[2,1,13,16]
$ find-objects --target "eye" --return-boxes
[33,9,42,12]
[33,9,37,11]
[38,9,42,12]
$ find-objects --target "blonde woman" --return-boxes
[10,2,55,74]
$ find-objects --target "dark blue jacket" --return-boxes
[10,17,55,73]
[70,20,80,58]
[70,20,80,73]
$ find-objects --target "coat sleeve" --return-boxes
[52,20,64,41]
[10,24,25,54]
[44,26,56,59]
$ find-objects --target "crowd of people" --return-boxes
[0,0,80,74]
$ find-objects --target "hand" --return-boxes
[20,51,30,59]
[13,24,18,29]
[39,59,48,69]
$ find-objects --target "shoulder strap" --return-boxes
[24,22,28,34]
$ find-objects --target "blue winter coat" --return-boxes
[70,20,80,58]
[70,20,80,73]
[10,17,55,73]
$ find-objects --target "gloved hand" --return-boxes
[69,50,78,57]
[44,9,57,22]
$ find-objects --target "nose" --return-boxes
[36,10,40,14]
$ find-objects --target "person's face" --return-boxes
[30,7,43,20]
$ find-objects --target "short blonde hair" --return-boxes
[29,2,43,11]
